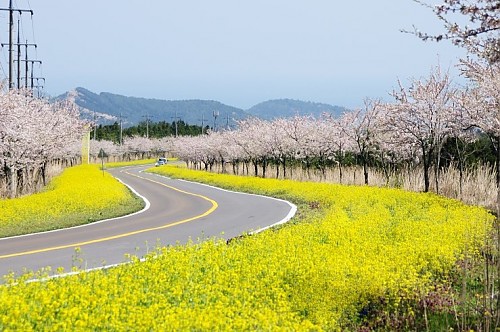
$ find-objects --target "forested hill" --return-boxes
[59,88,247,128]
[57,88,348,127]
[246,99,347,120]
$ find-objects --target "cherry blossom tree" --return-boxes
[343,98,383,185]
[385,65,460,192]
[457,60,500,211]
[409,0,499,63]
[232,118,269,176]
[279,116,322,177]
[123,136,156,160]
[90,139,121,160]
[264,119,296,178]
[0,89,87,197]
[320,112,356,183]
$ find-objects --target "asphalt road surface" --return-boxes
[0,165,296,279]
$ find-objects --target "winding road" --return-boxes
[0,166,295,279]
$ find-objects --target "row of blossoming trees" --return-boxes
[88,136,170,163]
[169,61,499,197]
[0,89,87,198]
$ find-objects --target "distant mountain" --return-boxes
[246,99,347,121]
[59,87,248,129]
[57,88,348,127]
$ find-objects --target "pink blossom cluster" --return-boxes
[0,89,87,197]
[89,137,172,160]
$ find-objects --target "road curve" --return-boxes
[0,165,295,279]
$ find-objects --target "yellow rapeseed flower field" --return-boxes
[0,164,143,237]
[0,165,493,330]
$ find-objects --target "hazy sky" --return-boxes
[1,1,465,109]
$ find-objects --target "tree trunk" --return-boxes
[9,167,18,198]
[305,157,311,179]
[422,145,431,193]
[380,152,390,186]
[221,158,226,174]
[339,163,343,184]
[282,156,287,179]
[434,143,443,195]
[320,156,326,180]
[41,162,47,186]
[363,159,369,185]
[496,136,500,218]
[232,161,237,175]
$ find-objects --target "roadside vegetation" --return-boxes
[0,165,494,330]
[0,164,143,238]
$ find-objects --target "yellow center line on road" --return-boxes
[0,169,218,259]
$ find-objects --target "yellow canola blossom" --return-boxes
[0,165,493,330]
[0,164,142,237]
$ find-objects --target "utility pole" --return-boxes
[213,110,219,132]
[119,113,125,145]
[24,44,30,89]
[24,77,44,97]
[28,60,41,90]
[199,112,205,135]
[142,114,153,138]
[0,1,33,90]
[32,84,44,98]
[92,111,97,140]
[16,19,20,89]
[171,110,180,138]
[8,0,12,89]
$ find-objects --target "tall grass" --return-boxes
[208,162,497,210]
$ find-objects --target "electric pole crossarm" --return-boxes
[17,76,45,81]
[0,8,33,14]
[1,43,37,47]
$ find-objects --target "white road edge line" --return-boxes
[8,170,297,282]
[175,179,297,234]
[147,171,297,234]
[0,177,151,241]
